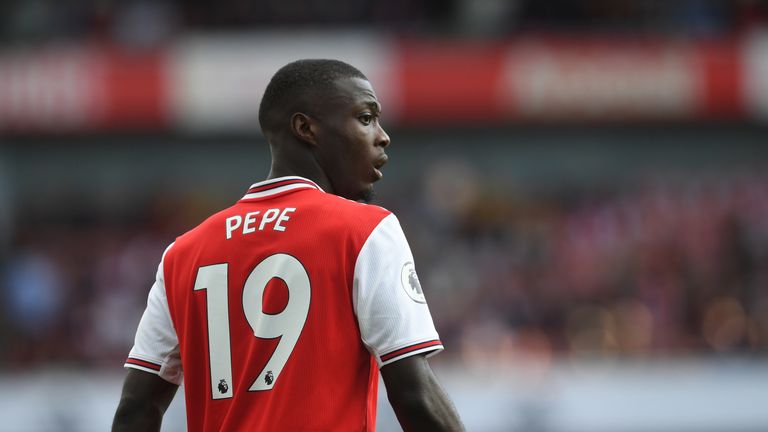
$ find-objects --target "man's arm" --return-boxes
[112,369,178,432]
[381,354,465,432]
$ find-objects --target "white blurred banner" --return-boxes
[1,360,766,432]
[4,30,768,132]
[166,32,401,132]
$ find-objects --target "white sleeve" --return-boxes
[124,244,183,385]
[354,213,443,367]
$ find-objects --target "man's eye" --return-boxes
[359,114,373,125]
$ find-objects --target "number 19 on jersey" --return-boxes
[193,254,311,399]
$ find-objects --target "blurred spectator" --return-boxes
[2,0,768,45]
[4,249,64,336]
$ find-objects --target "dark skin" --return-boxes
[267,77,390,202]
[381,355,465,431]
[113,76,465,432]
[113,369,177,431]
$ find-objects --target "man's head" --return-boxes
[259,59,390,202]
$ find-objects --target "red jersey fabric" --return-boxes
[164,178,387,431]
[125,176,444,431]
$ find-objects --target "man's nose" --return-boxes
[377,124,390,148]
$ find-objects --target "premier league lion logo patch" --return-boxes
[218,379,229,394]
[400,262,426,303]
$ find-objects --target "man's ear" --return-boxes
[290,112,318,147]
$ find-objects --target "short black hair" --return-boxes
[258,59,368,136]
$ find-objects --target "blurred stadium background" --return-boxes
[2,1,768,431]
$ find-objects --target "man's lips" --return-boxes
[373,155,388,180]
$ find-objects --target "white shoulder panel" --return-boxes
[353,214,443,367]
[124,243,183,385]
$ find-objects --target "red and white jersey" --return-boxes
[125,176,442,431]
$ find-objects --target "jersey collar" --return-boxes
[240,176,323,200]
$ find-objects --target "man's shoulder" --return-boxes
[167,192,394,253]
[166,206,238,254]
[285,191,395,244]
[315,192,392,222]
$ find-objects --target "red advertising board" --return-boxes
[0,33,765,133]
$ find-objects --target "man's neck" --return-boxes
[267,159,333,194]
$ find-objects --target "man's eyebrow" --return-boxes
[364,100,382,113]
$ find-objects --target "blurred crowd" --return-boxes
[3,0,767,375]
[2,0,767,45]
[2,166,767,370]
[394,166,768,368]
